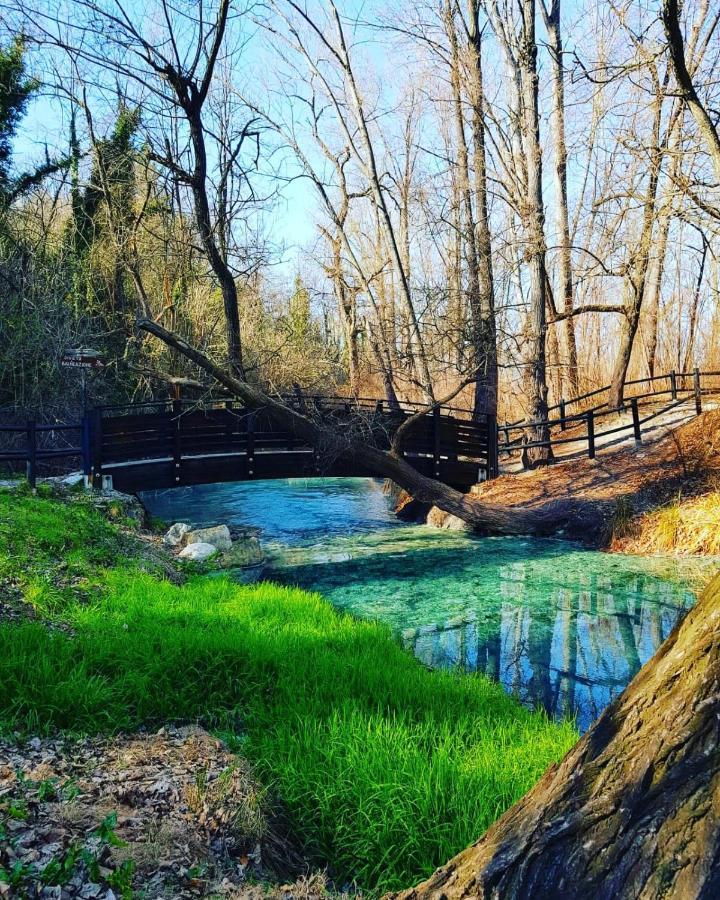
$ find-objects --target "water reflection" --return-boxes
[141,477,714,732]
[398,570,688,730]
[270,537,704,732]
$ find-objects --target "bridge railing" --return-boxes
[86,396,495,491]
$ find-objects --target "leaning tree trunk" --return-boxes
[391,572,720,900]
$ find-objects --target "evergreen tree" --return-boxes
[0,36,38,200]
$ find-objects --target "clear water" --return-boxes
[141,478,716,731]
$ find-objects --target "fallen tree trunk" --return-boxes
[137,317,569,536]
[391,572,720,900]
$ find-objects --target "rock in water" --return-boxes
[182,524,232,551]
[163,522,191,547]
[426,506,471,531]
[178,542,218,562]
[217,535,265,568]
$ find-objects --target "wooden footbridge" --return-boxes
[4,368,719,492]
[1,396,496,492]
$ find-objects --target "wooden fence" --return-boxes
[499,368,719,462]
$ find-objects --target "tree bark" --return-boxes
[519,0,552,464]
[467,0,498,419]
[541,0,579,399]
[391,572,720,900]
[662,0,720,184]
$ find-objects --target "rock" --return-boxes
[217,535,265,568]
[394,489,432,523]
[426,506,471,531]
[178,542,218,562]
[182,525,232,551]
[91,490,146,525]
[163,522,191,547]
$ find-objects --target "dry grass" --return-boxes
[620,490,720,556]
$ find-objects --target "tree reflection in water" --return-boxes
[401,566,693,731]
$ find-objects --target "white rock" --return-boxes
[61,472,86,487]
[178,542,218,562]
[163,522,191,547]
[182,524,232,551]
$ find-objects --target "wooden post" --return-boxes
[487,414,499,479]
[631,397,641,444]
[433,406,442,479]
[225,400,233,448]
[172,400,182,485]
[670,370,677,400]
[694,368,702,414]
[587,409,596,459]
[375,399,384,416]
[26,419,37,488]
[81,413,91,479]
[559,399,566,431]
[91,409,103,490]
[246,412,255,478]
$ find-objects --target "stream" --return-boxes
[140,477,716,731]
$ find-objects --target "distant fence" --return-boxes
[499,368,719,463]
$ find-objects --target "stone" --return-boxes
[178,542,218,562]
[217,535,265,568]
[426,506,471,531]
[163,522,191,547]
[182,524,232,551]
[394,489,432,523]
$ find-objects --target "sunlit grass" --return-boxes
[629,490,720,556]
[0,489,578,891]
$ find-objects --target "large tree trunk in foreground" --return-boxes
[392,573,720,900]
[137,317,568,536]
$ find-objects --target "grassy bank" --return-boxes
[0,488,577,892]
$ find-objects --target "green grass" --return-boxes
[0,489,578,892]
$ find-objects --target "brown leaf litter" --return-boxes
[0,726,339,899]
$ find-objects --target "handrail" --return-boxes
[499,367,715,465]
[499,366,719,434]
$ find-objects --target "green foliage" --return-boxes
[0,488,127,616]
[0,36,38,195]
[288,274,313,347]
[0,492,577,891]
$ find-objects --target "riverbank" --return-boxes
[426,409,720,550]
[0,486,576,896]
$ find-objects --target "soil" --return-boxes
[466,409,720,545]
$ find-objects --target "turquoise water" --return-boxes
[141,478,716,731]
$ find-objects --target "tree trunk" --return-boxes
[643,211,670,378]
[391,572,720,900]
[663,0,720,184]
[542,0,579,399]
[608,71,667,409]
[519,0,552,464]
[467,0,498,420]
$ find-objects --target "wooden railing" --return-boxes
[0,419,89,487]
[1,395,497,491]
[499,368,719,463]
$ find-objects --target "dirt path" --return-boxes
[470,409,720,544]
[499,397,717,475]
